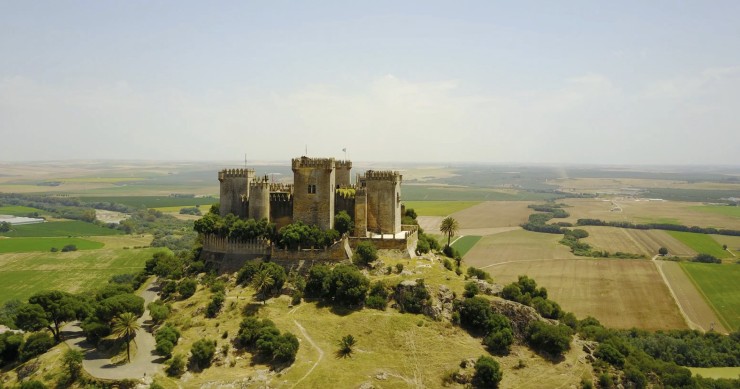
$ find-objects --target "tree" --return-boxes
[334,211,353,235]
[526,321,572,356]
[252,270,275,304]
[439,217,460,248]
[19,332,54,361]
[471,355,503,388]
[62,349,83,381]
[658,247,668,256]
[111,312,140,363]
[177,278,198,299]
[337,334,357,358]
[0,221,11,232]
[324,265,370,306]
[190,338,216,370]
[19,291,83,341]
[353,241,378,266]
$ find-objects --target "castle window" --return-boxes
[308,184,316,194]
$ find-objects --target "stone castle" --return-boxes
[218,156,404,237]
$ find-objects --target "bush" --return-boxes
[443,245,459,258]
[691,253,721,264]
[658,247,668,256]
[396,263,404,273]
[236,261,261,285]
[326,265,370,306]
[471,355,503,388]
[234,317,299,363]
[594,342,625,367]
[526,321,573,356]
[0,332,23,365]
[190,338,216,369]
[466,267,492,281]
[166,354,186,377]
[155,324,180,357]
[19,381,47,389]
[19,332,54,361]
[464,281,480,298]
[148,301,171,324]
[443,258,453,270]
[395,279,430,314]
[177,278,198,299]
[206,292,225,318]
[61,244,78,252]
[304,264,331,298]
[483,328,514,355]
[334,211,353,235]
[353,241,378,266]
[365,281,389,310]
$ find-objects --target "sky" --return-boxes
[1,1,739,165]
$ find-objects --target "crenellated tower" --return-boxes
[218,168,254,218]
[248,175,271,221]
[291,157,336,231]
[365,170,403,234]
[335,160,352,187]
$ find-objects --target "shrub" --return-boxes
[19,381,47,389]
[443,258,453,270]
[206,292,225,318]
[466,267,492,281]
[61,244,78,252]
[177,278,197,299]
[395,279,430,314]
[155,324,180,357]
[190,338,216,369]
[483,328,514,355]
[166,354,186,377]
[19,332,54,361]
[304,264,331,298]
[526,321,573,356]
[691,253,721,264]
[464,282,480,298]
[366,281,389,310]
[324,264,369,306]
[396,263,404,273]
[353,241,378,266]
[471,355,502,388]
[148,301,171,324]
[236,261,261,285]
[594,342,625,367]
[334,211,353,235]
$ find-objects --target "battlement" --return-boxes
[250,174,270,188]
[269,183,293,192]
[270,192,292,202]
[292,157,335,170]
[219,168,254,181]
[364,170,402,182]
[335,160,352,169]
[355,187,367,196]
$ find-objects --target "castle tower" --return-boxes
[335,160,352,187]
[218,169,254,218]
[291,157,336,231]
[248,175,271,221]
[365,170,402,234]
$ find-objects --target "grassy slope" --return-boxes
[0,220,123,237]
[680,262,740,331]
[158,254,591,388]
[403,201,480,216]
[666,231,729,258]
[0,237,103,253]
[0,246,158,304]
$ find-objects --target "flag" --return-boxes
[342,148,346,152]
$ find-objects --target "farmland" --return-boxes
[464,229,576,267]
[451,201,534,230]
[680,262,740,331]
[691,204,740,219]
[0,205,47,216]
[581,226,696,257]
[450,235,482,257]
[0,220,122,237]
[403,201,480,216]
[81,195,218,209]
[666,231,730,258]
[0,246,158,304]
[402,184,559,201]
[0,237,103,253]
[487,259,687,330]
[561,198,740,230]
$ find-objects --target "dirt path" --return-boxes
[63,278,163,380]
[291,319,324,388]
[651,257,729,333]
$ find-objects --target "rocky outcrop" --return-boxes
[473,279,502,295]
[422,284,455,321]
[489,298,556,339]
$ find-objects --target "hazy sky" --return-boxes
[1,1,739,165]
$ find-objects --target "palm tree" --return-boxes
[439,217,460,248]
[337,334,357,358]
[111,312,140,363]
[251,270,274,304]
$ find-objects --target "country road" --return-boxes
[63,278,163,380]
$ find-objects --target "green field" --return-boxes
[80,195,218,209]
[0,205,46,216]
[0,221,122,237]
[688,367,740,379]
[451,235,482,257]
[0,237,104,253]
[691,205,740,219]
[403,201,480,216]
[403,185,559,201]
[680,262,740,331]
[666,231,729,258]
[0,247,159,304]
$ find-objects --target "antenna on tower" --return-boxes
[305,144,308,156]
[244,153,247,169]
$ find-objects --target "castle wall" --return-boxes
[291,157,335,231]
[248,178,271,221]
[354,187,368,237]
[366,170,402,234]
[349,228,418,257]
[334,191,355,221]
[218,169,253,218]
[269,192,293,230]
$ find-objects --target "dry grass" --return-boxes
[581,226,696,257]
[451,201,534,229]
[465,229,577,268]
[552,177,740,192]
[561,198,740,230]
[487,259,687,331]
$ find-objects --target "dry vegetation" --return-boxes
[581,226,696,257]
[464,229,576,268]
